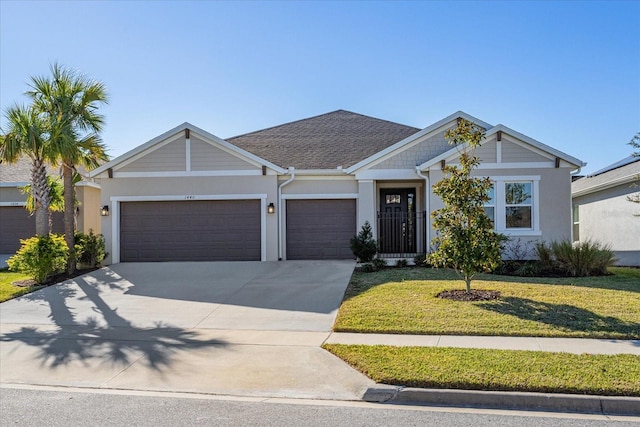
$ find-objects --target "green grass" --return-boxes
[323,344,640,396]
[0,269,43,302]
[334,267,640,339]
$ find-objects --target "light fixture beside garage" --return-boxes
[267,202,275,214]
[101,205,110,216]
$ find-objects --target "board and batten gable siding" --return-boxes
[471,139,497,163]
[501,136,550,163]
[118,137,187,172]
[371,129,451,170]
[190,136,257,171]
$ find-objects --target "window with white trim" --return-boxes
[483,177,539,234]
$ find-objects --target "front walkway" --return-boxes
[325,333,640,355]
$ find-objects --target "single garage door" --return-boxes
[120,200,261,262]
[286,199,356,260]
[0,207,64,253]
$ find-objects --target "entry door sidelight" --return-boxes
[378,189,416,254]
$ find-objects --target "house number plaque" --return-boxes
[185,195,195,200]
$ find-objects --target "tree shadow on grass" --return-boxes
[479,296,640,339]
[1,275,226,371]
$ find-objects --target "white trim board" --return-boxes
[113,170,264,178]
[108,194,268,263]
[281,193,359,200]
[0,202,27,207]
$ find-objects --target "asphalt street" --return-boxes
[1,386,638,427]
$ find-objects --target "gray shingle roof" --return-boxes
[227,110,421,169]
[0,157,94,184]
[572,156,640,195]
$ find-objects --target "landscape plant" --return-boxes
[350,221,378,263]
[429,118,504,293]
[7,235,68,284]
[74,230,107,268]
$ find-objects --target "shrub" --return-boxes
[396,259,408,268]
[360,263,376,273]
[413,253,427,267]
[372,257,387,270]
[75,230,107,268]
[551,240,616,277]
[7,234,68,283]
[534,241,555,273]
[350,221,378,263]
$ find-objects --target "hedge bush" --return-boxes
[7,234,68,284]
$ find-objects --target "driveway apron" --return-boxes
[0,261,374,400]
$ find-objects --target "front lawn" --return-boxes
[323,344,640,396]
[0,269,42,302]
[334,267,640,339]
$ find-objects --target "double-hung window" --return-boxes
[483,177,540,235]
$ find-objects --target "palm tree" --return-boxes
[0,104,56,236]
[27,63,109,273]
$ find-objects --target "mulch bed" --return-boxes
[11,267,99,287]
[437,289,501,301]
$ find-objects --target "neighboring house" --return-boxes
[90,110,584,264]
[572,156,640,266]
[0,156,101,254]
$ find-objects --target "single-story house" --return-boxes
[0,156,101,254]
[90,110,585,264]
[572,156,640,266]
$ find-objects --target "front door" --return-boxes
[378,189,416,254]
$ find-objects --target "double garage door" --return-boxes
[120,200,261,262]
[119,199,356,262]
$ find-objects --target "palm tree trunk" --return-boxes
[31,158,50,236]
[63,163,75,274]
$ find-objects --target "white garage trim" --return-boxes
[109,194,268,263]
[0,202,26,206]
[281,193,359,200]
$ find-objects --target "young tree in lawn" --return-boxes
[429,118,504,293]
[0,104,56,236]
[27,63,109,273]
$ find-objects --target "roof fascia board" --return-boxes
[346,111,493,174]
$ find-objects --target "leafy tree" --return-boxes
[27,63,109,273]
[429,118,504,293]
[350,221,378,262]
[0,104,56,236]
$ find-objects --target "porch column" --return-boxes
[357,179,376,237]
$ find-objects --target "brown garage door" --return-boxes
[0,207,64,253]
[120,200,261,262]
[286,199,356,260]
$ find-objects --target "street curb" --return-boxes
[362,386,640,416]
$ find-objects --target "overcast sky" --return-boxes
[1,1,638,174]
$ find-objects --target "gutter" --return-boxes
[277,167,296,260]
[415,166,430,253]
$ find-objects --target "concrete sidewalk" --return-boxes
[325,332,640,355]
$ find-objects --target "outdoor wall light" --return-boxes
[267,202,275,214]
[101,205,110,216]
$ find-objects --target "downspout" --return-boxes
[277,167,296,260]
[415,166,430,253]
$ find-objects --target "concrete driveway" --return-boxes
[0,261,374,400]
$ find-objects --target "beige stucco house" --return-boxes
[0,157,101,254]
[89,110,585,264]
[572,156,640,266]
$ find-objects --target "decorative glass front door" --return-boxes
[378,189,416,254]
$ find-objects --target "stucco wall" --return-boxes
[76,185,101,234]
[574,184,640,266]
[428,166,573,259]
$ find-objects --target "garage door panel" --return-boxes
[120,200,260,262]
[286,199,356,260]
[0,207,64,253]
